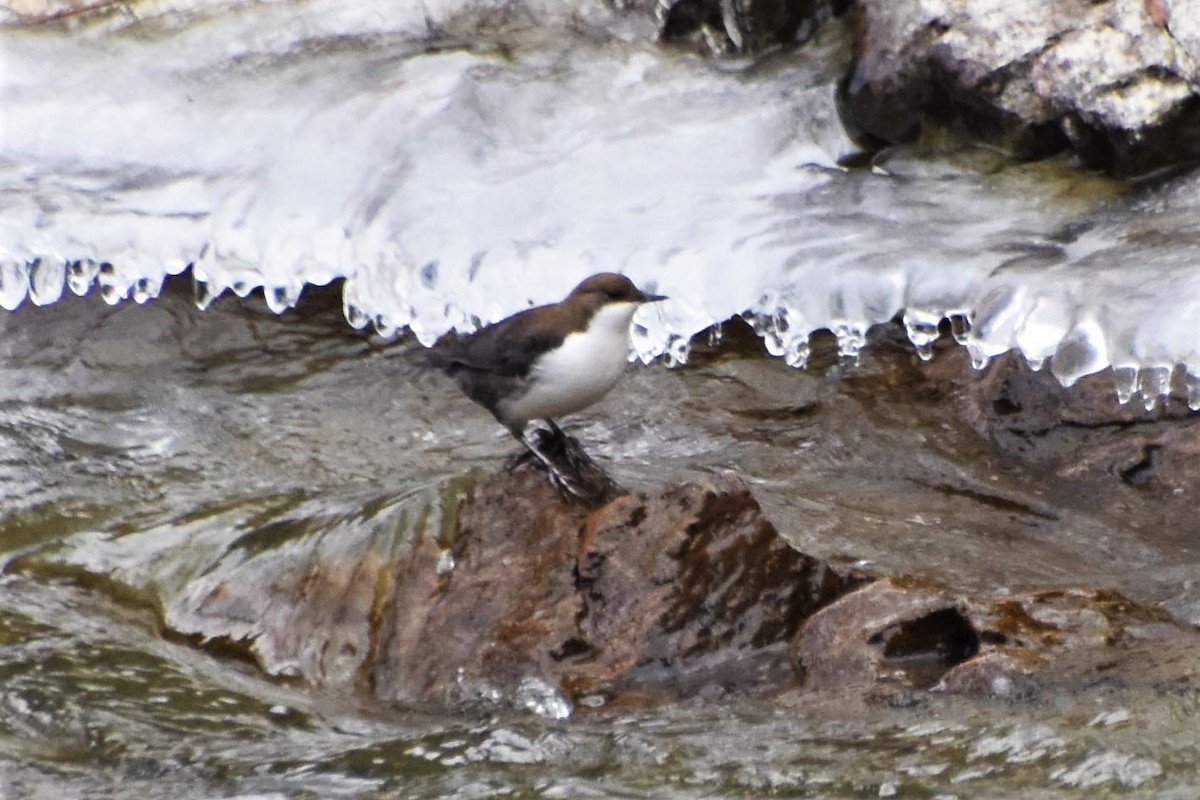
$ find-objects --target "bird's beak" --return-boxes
[640,292,668,303]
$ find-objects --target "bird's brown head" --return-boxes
[567,273,667,308]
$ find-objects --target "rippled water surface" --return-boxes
[3,563,1198,800]
[0,284,1196,797]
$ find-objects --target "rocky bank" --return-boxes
[66,332,1199,714]
[657,0,1200,175]
[4,281,1199,715]
[134,457,1200,714]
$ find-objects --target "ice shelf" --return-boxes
[3,0,1199,406]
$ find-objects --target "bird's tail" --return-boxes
[413,330,472,375]
[358,335,451,382]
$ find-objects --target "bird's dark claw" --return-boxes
[514,424,620,507]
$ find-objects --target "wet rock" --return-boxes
[842,0,1200,174]
[789,574,1200,702]
[658,0,850,54]
[374,468,846,706]
[155,466,845,709]
[942,587,1200,697]
[961,353,1200,494]
[935,651,1038,701]
[790,578,979,694]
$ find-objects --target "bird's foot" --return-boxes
[545,461,591,501]
[506,424,570,471]
[512,426,621,507]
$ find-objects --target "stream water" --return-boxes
[1,279,1197,798]
[4,0,1200,796]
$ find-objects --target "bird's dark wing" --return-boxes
[425,306,569,378]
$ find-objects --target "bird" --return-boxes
[425,272,667,497]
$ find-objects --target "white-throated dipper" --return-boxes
[427,272,666,495]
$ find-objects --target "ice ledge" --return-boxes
[3,255,1196,412]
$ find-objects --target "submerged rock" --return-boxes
[961,352,1200,496]
[842,0,1200,174]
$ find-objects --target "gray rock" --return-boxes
[842,0,1200,174]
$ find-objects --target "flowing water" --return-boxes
[4,0,1200,796]
[2,279,1198,798]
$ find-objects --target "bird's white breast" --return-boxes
[501,301,639,427]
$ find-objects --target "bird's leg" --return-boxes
[506,421,563,470]
[507,424,617,506]
[543,417,603,473]
[513,426,586,498]
[540,419,574,460]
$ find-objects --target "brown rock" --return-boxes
[790,578,979,693]
[371,467,846,707]
[940,587,1200,697]
[936,652,1037,700]
[790,576,1200,703]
